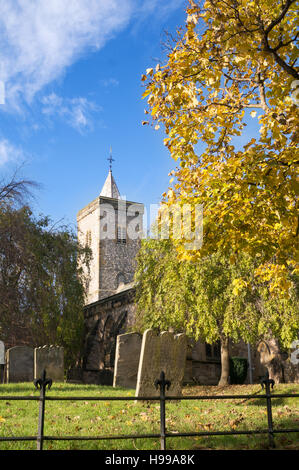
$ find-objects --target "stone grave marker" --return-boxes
[6,346,34,382]
[34,345,64,382]
[0,341,5,383]
[135,329,187,398]
[0,341,4,365]
[113,332,142,389]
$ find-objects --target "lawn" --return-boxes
[0,382,298,450]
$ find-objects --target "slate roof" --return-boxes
[100,170,121,199]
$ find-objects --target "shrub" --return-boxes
[229,357,248,384]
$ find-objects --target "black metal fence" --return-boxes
[0,370,298,450]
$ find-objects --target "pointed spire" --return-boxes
[100,170,121,198]
[100,147,120,199]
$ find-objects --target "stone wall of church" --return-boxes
[98,197,144,299]
[81,288,136,385]
[98,238,141,299]
[77,197,101,304]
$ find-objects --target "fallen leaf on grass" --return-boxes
[140,412,148,421]
[229,416,244,429]
[204,423,213,431]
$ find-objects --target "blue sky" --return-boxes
[0,0,187,230]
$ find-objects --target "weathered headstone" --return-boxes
[0,341,5,383]
[6,346,34,382]
[0,341,4,365]
[135,329,187,398]
[34,345,64,382]
[113,332,142,389]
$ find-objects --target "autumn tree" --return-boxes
[134,238,298,385]
[142,0,299,295]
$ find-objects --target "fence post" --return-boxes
[261,370,275,449]
[155,371,171,451]
[34,369,52,450]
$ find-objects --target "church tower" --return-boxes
[77,160,144,305]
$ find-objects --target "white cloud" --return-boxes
[0,0,185,111]
[0,1,132,109]
[0,139,24,166]
[41,93,100,133]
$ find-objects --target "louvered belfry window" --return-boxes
[117,226,126,244]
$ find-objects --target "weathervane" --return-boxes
[107,146,115,172]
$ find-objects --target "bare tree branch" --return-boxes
[0,169,40,206]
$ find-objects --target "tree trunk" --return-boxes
[218,336,230,386]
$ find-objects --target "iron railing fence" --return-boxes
[0,370,298,450]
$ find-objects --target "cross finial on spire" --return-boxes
[107,146,115,172]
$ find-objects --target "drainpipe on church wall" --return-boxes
[247,343,253,384]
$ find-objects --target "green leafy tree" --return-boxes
[134,238,298,385]
[0,205,91,368]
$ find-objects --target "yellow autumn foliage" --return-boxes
[143,0,299,296]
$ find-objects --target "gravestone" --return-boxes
[34,345,64,382]
[0,341,4,365]
[113,332,142,389]
[0,341,5,383]
[6,346,34,382]
[135,329,187,398]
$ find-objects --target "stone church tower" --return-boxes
[77,168,144,304]
[74,164,145,384]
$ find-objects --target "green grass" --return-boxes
[0,382,298,450]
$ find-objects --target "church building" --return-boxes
[76,164,144,384]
